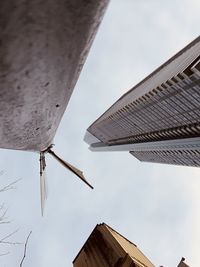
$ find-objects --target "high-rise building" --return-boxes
[73,223,155,267]
[73,223,190,267]
[85,36,200,167]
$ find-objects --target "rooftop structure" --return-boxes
[85,36,200,167]
[73,223,190,267]
[73,223,155,267]
[177,257,190,267]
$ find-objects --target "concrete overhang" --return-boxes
[0,0,109,152]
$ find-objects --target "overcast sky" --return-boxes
[0,0,200,266]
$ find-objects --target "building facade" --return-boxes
[85,36,200,167]
[73,223,155,267]
[73,223,190,267]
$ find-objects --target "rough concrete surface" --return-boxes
[0,0,109,151]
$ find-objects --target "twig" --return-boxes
[0,229,22,245]
[0,229,19,243]
[20,231,32,267]
[0,170,5,176]
[0,203,5,211]
[0,251,10,257]
[0,204,10,224]
[0,208,8,221]
[0,241,22,245]
[0,179,21,193]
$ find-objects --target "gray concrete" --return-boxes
[0,0,109,151]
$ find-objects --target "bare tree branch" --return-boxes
[0,229,22,245]
[0,203,5,211]
[0,207,8,221]
[0,241,22,245]
[0,229,19,242]
[0,204,10,225]
[0,251,10,257]
[0,179,21,193]
[0,175,23,261]
[20,231,32,267]
[0,170,5,176]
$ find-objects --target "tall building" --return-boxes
[85,36,200,167]
[73,223,155,267]
[73,223,190,267]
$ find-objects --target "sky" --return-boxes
[0,0,200,266]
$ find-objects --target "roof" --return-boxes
[73,223,155,267]
[177,258,190,267]
[104,223,155,267]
